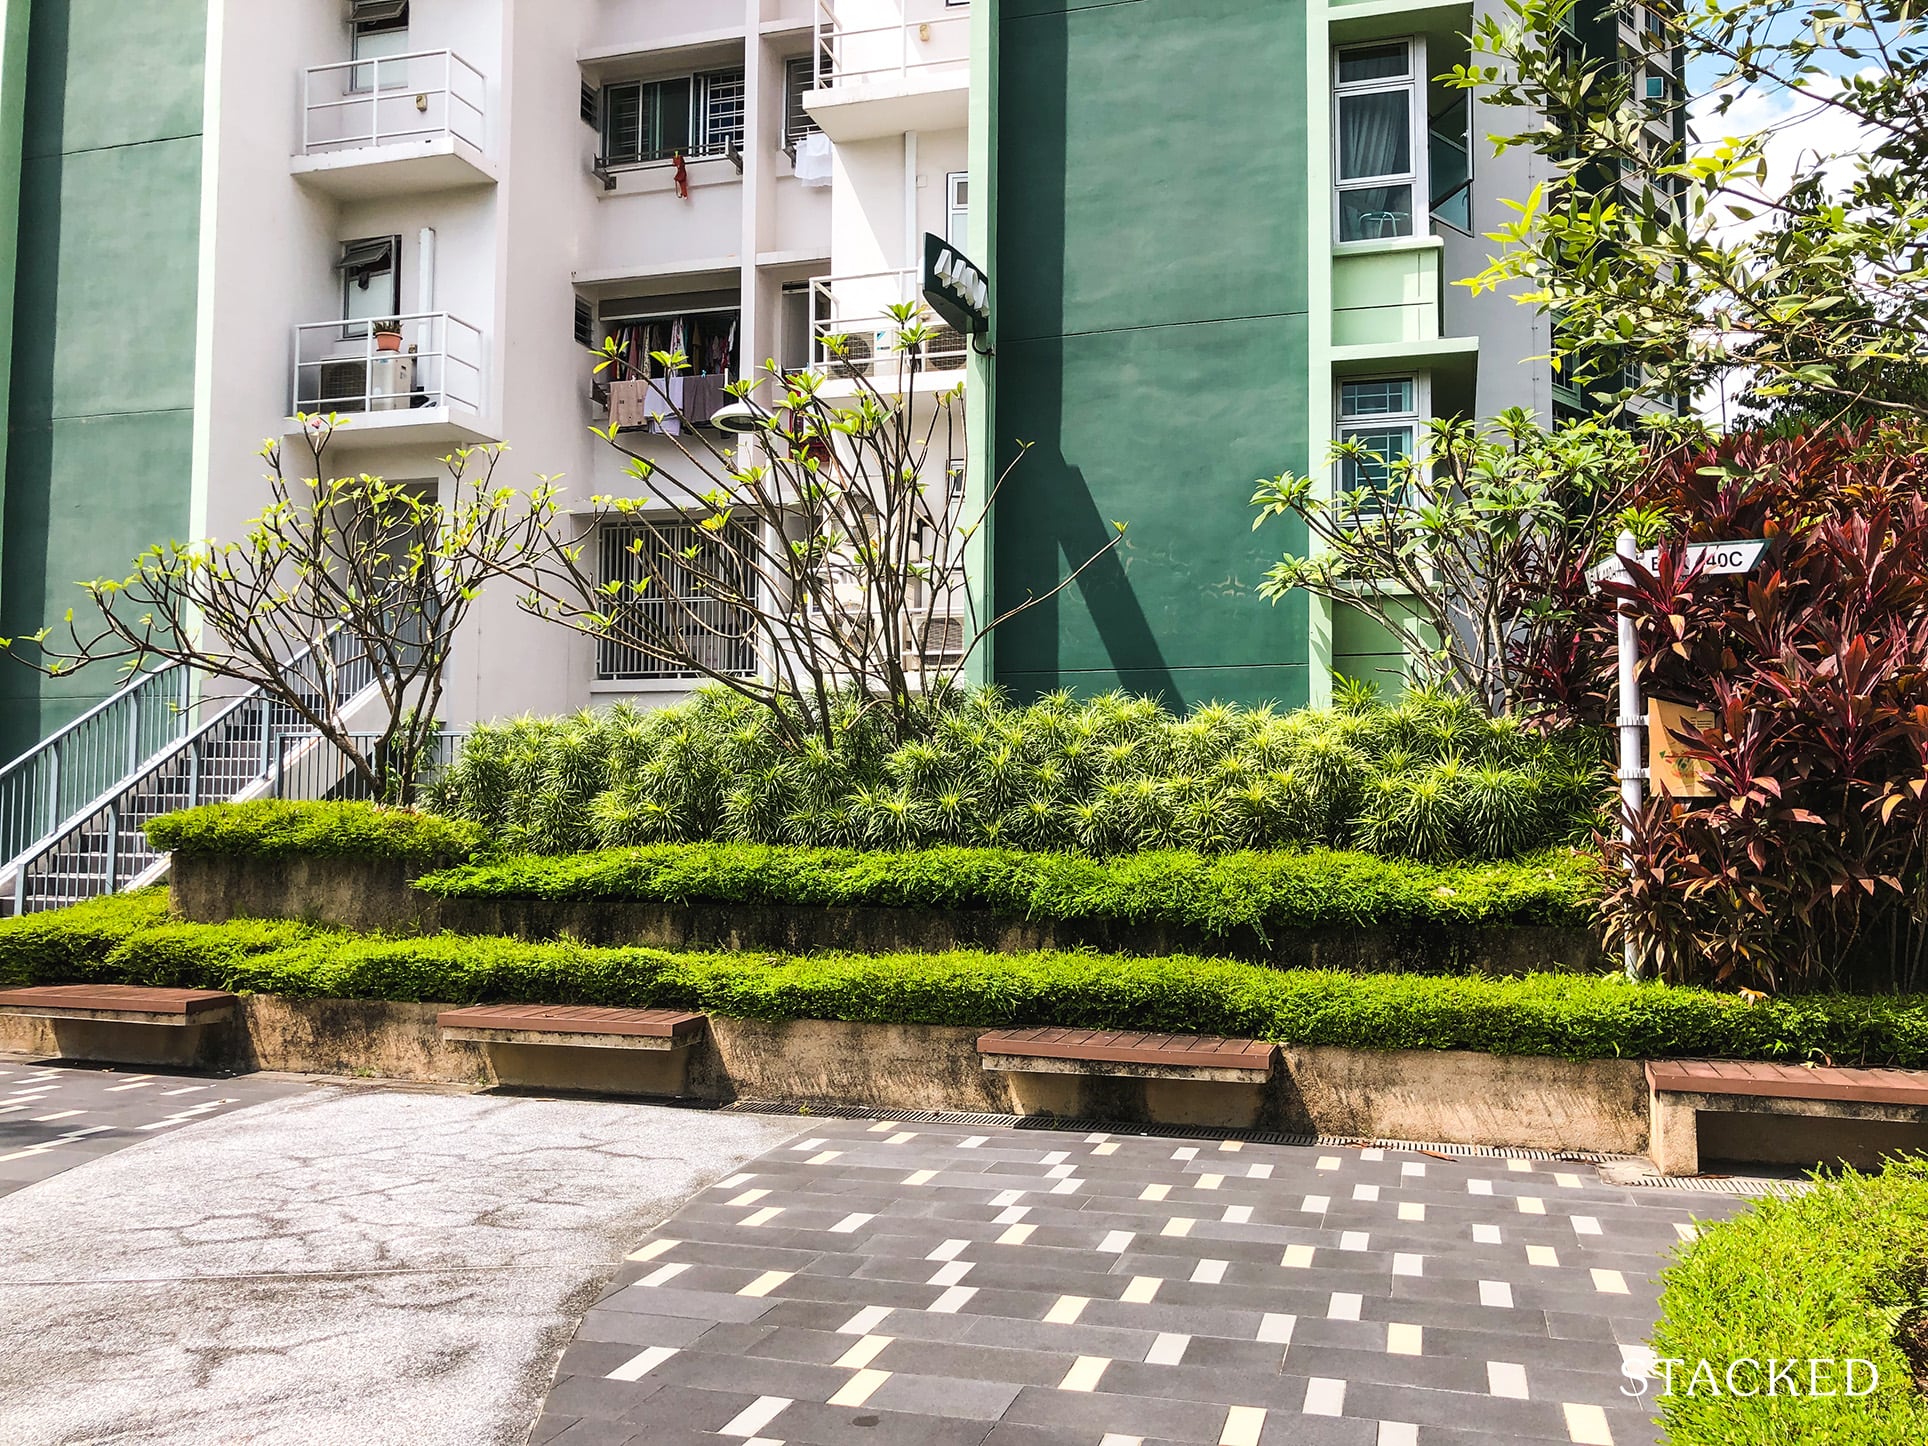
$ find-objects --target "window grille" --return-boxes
[596,519,758,680]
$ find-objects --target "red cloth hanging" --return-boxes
[672,152,690,200]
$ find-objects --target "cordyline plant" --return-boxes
[507,304,1123,750]
[1554,426,1928,992]
[1455,0,1928,424]
[1250,409,1672,717]
[4,420,545,803]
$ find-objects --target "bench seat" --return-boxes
[979,1027,1279,1083]
[437,1004,706,1052]
[1647,1058,1928,1174]
[0,984,237,1026]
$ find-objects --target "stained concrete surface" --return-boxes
[0,1078,801,1446]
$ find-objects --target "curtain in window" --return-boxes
[1338,90,1409,181]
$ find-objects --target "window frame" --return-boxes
[1334,373,1427,515]
[349,3,409,95]
[599,67,745,169]
[338,234,402,339]
[784,55,824,145]
[1331,37,1427,245]
[946,172,969,247]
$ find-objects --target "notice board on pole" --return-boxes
[1648,699,1718,798]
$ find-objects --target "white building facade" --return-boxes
[190,0,973,728]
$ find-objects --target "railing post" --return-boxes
[258,694,273,784]
[187,735,202,810]
[104,801,120,894]
[45,739,60,841]
[127,687,142,777]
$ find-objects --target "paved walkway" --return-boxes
[0,1070,800,1446]
[0,1057,301,1197]
[536,1118,1745,1446]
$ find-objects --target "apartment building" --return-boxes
[0,0,972,757]
[967,0,1677,707]
[0,0,1671,767]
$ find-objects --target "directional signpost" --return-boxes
[1589,532,1768,977]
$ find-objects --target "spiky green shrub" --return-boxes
[429,686,1607,861]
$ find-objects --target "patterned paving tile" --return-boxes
[532,1122,1746,1446]
[0,1055,302,1196]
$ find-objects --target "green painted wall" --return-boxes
[988,0,1314,711]
[987,0,1318,713]
[0,0,207,758]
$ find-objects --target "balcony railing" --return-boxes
[811,269,966,376]
[301,49,486,155]
[812,2,970,91]
[291,312,484,417]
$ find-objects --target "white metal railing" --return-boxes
[291,312,484,417]
[301,49,486,155]
[813,2,971,91]
[810,269,966,375]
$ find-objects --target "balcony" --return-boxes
[292,50,495,198]
[811,270,967,382]
[288,312,492,448]
[806,2,970,142]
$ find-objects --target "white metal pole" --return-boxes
[1615,528,1643,980]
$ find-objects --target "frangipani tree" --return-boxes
[509,304,1124,748]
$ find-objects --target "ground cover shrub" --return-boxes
[429,685,1606,861]
[416,843,1600,934]
[1650,1159,1928,1444]
[145,800,481,864]
[7,895,1928,1065]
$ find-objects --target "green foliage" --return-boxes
[7,894,1928,1066]
[1651,1160,1928,1444]
[415,842,1601,936]
[1455,0,1928,425]
[430,687,1606,860]
[1252,410,1672,716]
[144,801,482,864]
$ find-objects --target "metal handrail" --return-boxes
[809,269,965,371]
[0,664,196,867]
[290,311,485,416]
[813,2,971,89]
[0,627,388,914]
[301,48,487,155]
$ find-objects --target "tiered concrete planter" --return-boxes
[0,996,1652,1154]
[168,852,1606,975]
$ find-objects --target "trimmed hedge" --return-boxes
[145,801,481,864]
[6,893,1928,1065]
[419,842,1604,935]
[1651,1160,1928,1443]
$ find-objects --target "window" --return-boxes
[1337,377,1419,509]
[349,0,408,93]
[596,519,758,681]
[1427,93,1471,233]
[785,56,823,144]
[338,235,400,333]
[947,172,969,247]
[574,296,594,349]
[1334,40,1420,242]
[600,69,743,166]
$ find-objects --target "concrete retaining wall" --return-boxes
[0,996,1650,1154]
[169,853,1605,975]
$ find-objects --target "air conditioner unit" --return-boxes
[315,360,368,411]
[368,353,415,412]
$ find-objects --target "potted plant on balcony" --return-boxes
[372,318,404,352]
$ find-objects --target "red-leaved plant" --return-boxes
[1519,426,1928,991]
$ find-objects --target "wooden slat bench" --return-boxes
[979,1027,1279,1129]
[979,1028,1279,1081]
[437,1005,707,1097]
[0,984,237,1025]
[0,984,239,1068]
[1647,1058,1928,1174]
